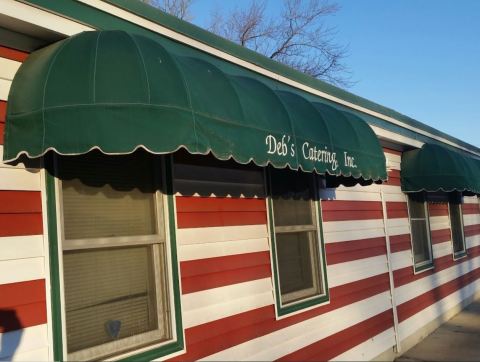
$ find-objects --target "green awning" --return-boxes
[401,143,480,195]
[4,30,387,182]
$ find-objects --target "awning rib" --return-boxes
[4,30,387,183]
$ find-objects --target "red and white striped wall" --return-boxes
[0,47,51,361]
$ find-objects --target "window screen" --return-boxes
[449,192,466,256]
[270,168,325,306]
[58,151,171,360]
[407,193,433,268]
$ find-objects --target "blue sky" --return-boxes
[190,0,480,147]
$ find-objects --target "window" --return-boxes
[449,192,467,258]
[407,192,433,271]
[54,151,181,361]
[268,168,328,315]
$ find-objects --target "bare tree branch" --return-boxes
[209,0,353,88]
[142,0,194,21]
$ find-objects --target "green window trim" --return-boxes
[45,155,184,361]
[266,170,329,317]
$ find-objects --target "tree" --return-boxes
[144,0,352,87]
[142,0,194,21]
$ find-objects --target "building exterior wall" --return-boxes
[0,47,51,361]
[0,2,480,361]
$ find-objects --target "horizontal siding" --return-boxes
[180,251,271,293]
[321,200,383,222]
[0,279,47,333]
[277,310,393,361]
[0,45,29,62]
[0,324,48,361]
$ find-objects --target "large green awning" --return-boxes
[401,143,480,195]
[4,30,387,182]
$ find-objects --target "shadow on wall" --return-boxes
[0,310,23,360]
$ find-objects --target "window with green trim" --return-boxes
[407,192,433,271]
[448,192,467,258]
[268,168,328,315]
[54,151,181,361]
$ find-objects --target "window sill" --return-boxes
[275,293,330,320]
[453,251,468,261]
[413,261,435,274]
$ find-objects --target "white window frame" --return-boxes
[406,192,434,272]
[53,156,180,361]
[267,170,329,316]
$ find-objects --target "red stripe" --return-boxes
[397,266,480,323]
[394,245,480,287]
[428,203,449,216]
[181,251,271,294]
[0,191,42,213]
[0,46,29,62]
[277,310,393,361]
[465,224,480,237]
[0,101,5,122]
[390,234,411,253]
[0,121,4,145]
[168,273,390,361]
[0,279,46,333]
[325,237,386,265]
[463,203,480,215]
[431,228,451,244]
[321,200,382,211]
[176,196,267,228]
[0,213,43,236]
[386,201,408,219]
[384,170,401,186]
[176,196,266,212]
[177,211,266,228]
[321,200,383,222]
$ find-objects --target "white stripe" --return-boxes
[464,196,479,204]
[2,0,93,36]
[0,57,21,81]
[467,234,480,249]
[429,215,450,231]
[383,192,406,202]
[179,237,269,261]
[74,0,479,157]
[463,213,480,227]
[387,218,409,229]
[328,255,388,288]
[381,185,404,195]
[384,152,401,164]
[395,255,480,305]
[323,219,384,234]
[398,278,480,341]
[391,241,453,271]
[0,167,41,190]
[0,257,44,284]
[177,224,267,245]
[0,324,48,360]
[330,328,396,361]
[0,235,44,261]
[200,292,392,361]
[324,226,385,244]
[328,190,381,202]
[0,78,10,100]
[182,278,273,328]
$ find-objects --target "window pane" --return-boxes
[63,180,156,239]
[408,193,426,219]
[59,151,159,240]
[64,245,170,355]
[450,202,465,254]
[276,231,322,303]
[411,219,431,264]
[271,168,315,226]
